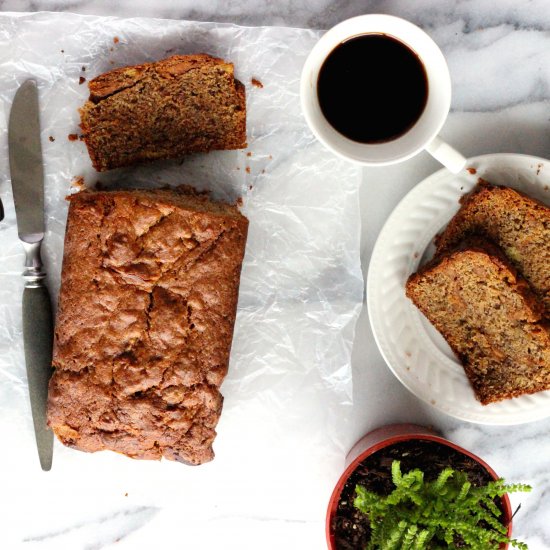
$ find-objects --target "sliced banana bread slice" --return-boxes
[80,54,247,171]
[435,183,550,317]
[406,240,550,405]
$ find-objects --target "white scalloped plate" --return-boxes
[367,153,550,424]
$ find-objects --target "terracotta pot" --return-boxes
[326,423,512,549]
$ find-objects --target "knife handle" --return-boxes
[23,241,46,287]
[23,284,54,471]
[22,241,54,471]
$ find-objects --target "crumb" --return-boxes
[544,185,549,191]
[430,399,436,405]
[110,47,114,52]
[245,166,250,174]
[537,163,543,175]
[79,76,86,85]
[165,48,175,54]
[477,177,489,186]
[406,366,410,371]
[251,78,263,88]
[68,133,79,141]
[124,492,128,497]
[110,61,115,65]
[249,185,253,190]
[405,351,412,358]
[246,152,252,157]
[81,66,86,72]
[261,169,265,174]
[460,186,464,190]
[60,49,64,53]
[48,136,55,142]
[413,252,419,258]
[466,167,476,175]
[268,155,272,160]
[71,176,85,190]
[236,197,243,207]
[114,36,120,44]
[236,167,240,170]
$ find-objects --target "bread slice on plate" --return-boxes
[435,183,550,318]
[406,239,550,405]
[80,54,247,171]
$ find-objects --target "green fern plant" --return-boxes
[353,460,531,550]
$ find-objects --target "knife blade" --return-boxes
[8,79,54,471]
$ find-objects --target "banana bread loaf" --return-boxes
[80,54,247,171]
[435,183,550,318]
[47,187,248,464]
[406,239,550,405]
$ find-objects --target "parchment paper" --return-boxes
[0,11,363,535]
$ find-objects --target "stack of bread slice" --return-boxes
[406,183,550,405]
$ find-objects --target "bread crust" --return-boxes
[47,187,248,464]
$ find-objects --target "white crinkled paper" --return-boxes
[0,11,362,542]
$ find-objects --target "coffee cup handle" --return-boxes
[425,135,467,174]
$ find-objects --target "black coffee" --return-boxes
[317,33,428,143]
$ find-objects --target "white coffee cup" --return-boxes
[300,14,466,173]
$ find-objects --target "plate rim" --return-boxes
[366,152,550,425]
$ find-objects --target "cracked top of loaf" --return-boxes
[47,187,248,464]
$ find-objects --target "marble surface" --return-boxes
[3,1,550,549]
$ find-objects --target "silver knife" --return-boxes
[8,79,54,471]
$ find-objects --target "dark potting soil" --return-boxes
[332,440,496,550]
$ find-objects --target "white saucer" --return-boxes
[367,153,550,425]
